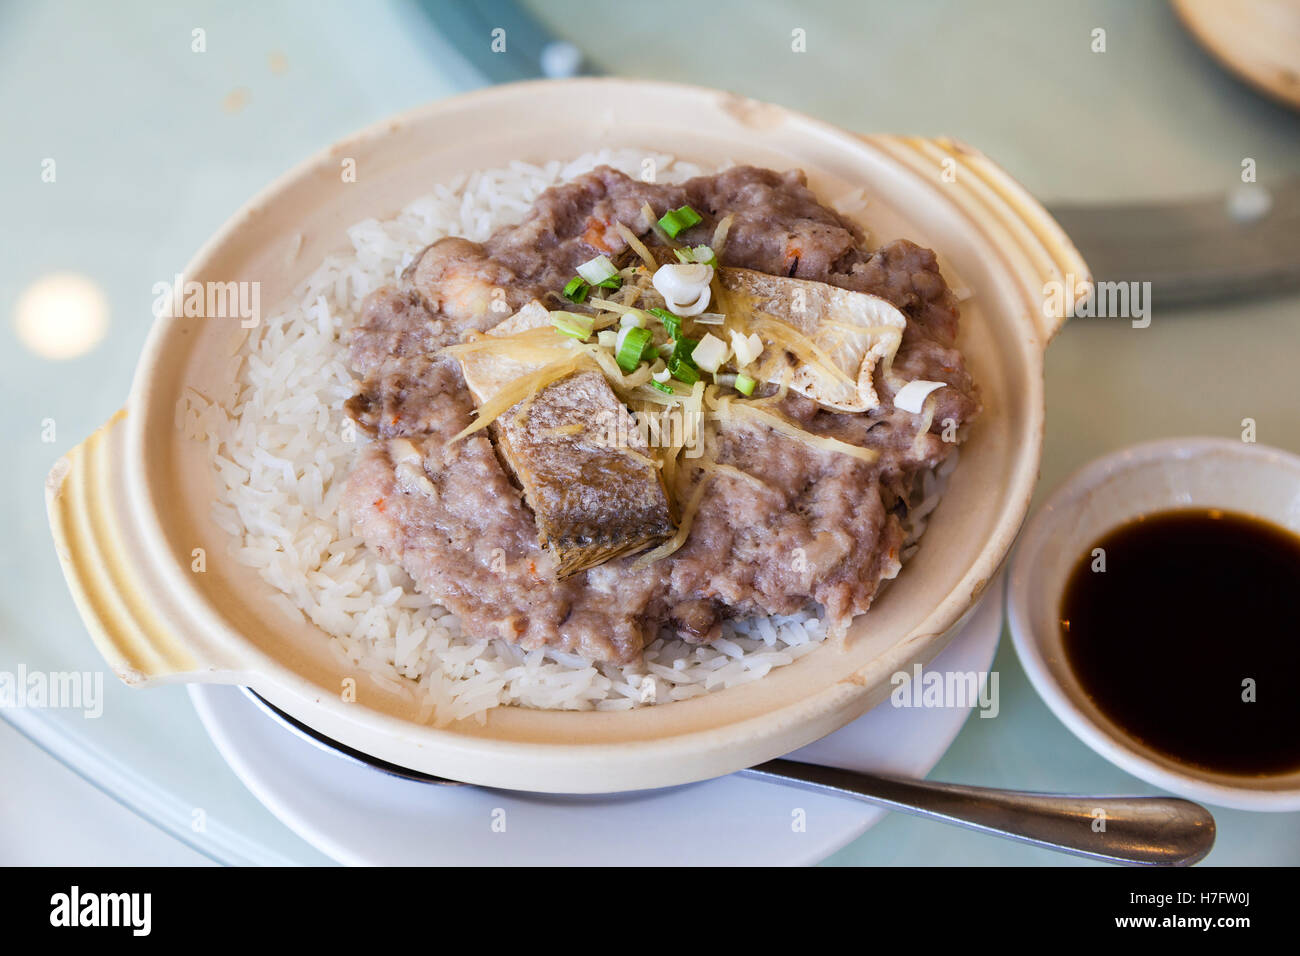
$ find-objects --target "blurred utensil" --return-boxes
[404,0,592,85]
[745,759,1215,866]
[1048,180,1300,308]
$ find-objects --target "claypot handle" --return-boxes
[46,409,242,685]
[858,135,1092,347]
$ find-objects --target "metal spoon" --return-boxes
[741,759,1216,866]
[242,689,1216,865]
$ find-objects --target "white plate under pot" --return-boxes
[189,579,1004,866]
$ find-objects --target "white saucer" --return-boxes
[189,579,1003,866]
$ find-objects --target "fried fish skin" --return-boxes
[498,367,674,577]
[456,304,674,578]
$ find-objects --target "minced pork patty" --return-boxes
[342,165,979,664]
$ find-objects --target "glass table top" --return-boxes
[3,0,1298,865]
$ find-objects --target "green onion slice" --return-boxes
[667,337,700,383]
[735,373,757,396]
[649,379,675,395]
[576,255,618,285]
[616,325,653,372]
[551,311,595,340]
[670,337,698,368]
[670,361,699,385]
[562,275,589,303]
[647,307,682,340]
[657,205,703,239]
[673,244,718,268]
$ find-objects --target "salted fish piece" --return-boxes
[455,301,675,577]
[716,267,908,412]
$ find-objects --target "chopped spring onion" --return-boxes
[596,275,623,290]
[562,275,589,303]
[667,336,698,381]
[657,205,703,239]
[619,311,647,329]
[653,262,712,302]
[674,244,718,268]
[652,367,672,383]
[650,379,676,395]
[576,255,618,285]
[893,379,947,414]
[647,307,682,340]
[551,311,595,340]
[670,360,699,385]
[653,266,712,316]
[691,332,729,374]
[616,325,653,372]
[734,373,758,396]
[711,214,735,257]
[730,329,764,367]
[597,329,618,349]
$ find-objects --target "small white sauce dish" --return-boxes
[1008,436,1300,811]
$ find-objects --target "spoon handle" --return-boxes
[739,759,1216,866]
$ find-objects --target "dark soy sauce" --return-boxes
[1060,508,1300,776]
